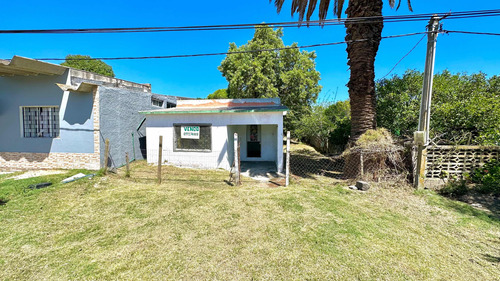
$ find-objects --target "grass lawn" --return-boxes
[0,161,499,280]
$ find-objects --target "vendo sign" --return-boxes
[181,126,200,139]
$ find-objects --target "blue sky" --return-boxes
[1,0,499,101]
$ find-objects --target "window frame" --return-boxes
[173,123,212,152]
[20,106,60,139]
[151,98,164,108]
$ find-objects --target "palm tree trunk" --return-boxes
[345,0,383,141]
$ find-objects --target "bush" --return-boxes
[470,159,500,194]
[439,179,469,197]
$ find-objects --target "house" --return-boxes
[0,56,177,170]
[141,98,288,173]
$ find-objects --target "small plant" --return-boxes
[470,159,500,194]
[439,179,469,197]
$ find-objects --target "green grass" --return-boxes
[0,161,499,280]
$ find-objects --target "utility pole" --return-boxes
[415,15,441,188]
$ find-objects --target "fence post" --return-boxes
[360,151,364,178]
[158,135,163,184]
[125,152,130,177]
[234,133,240,185]
[286,131,290,186]
[103,139,110,174]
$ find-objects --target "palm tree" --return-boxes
[272,0,412,141]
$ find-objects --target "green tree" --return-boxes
[272,0,412,141]
[325,100,351,148]
[295,100,351,153]
[207,89,228,99]
[61,55,115,77]
[376,70,500,145]
[218,26,322,130]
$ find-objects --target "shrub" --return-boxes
[439,179,469,197]
[470,159,500,194]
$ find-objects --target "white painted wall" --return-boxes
[145,111,284,172]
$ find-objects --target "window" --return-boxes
[174,124,211,151]
[152,98,163,107]
[22,106,59,138]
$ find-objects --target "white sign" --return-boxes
[181,126,200,139]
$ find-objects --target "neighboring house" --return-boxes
[141,98,288,173]
[0,56,177,170]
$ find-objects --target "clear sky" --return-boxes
[1,0,499,101]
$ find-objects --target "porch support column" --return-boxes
[276,122,284,173]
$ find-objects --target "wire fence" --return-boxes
[289,145,409,182]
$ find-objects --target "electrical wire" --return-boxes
[32,32,427,61]
[0,9,499,34]
[378,34,426,80]
[443,30,500,36]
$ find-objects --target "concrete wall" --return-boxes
[0,71,95,154]
[99,86,153,168]
[145,112,284,172]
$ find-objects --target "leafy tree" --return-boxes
[295,100,351,153]
[325,100,351,148]
[218,26,322,130]
[207,89,228,99]
[294,103,333,153]
[272,0,412,141]
[61,55,115,77]
[376,70,500,145]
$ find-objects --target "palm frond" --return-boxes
[407,0,413,12]
[273,0,286,14]
[319,0,332,20]
[333,0,345,19]
[306,0,318,21]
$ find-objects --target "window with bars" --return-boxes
[22,106,60,138]
[173,124,211,152]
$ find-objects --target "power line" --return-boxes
[443,30,500,36]
[378,34,426,80]
[0,9,499,34]
[32,32,426,61]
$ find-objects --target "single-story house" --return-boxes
[0,56,178,170]
[140,98,288,173]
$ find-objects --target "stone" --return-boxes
[355,181,370,191]
[348,185,358,190]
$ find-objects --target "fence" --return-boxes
[425,145,500,179]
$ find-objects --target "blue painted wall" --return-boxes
[0,71,95,153]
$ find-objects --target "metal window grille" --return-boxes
[174,125,211,151]
[22,107,59,138]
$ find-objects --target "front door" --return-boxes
[247,125,261,158]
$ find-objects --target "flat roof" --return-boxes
[140,105,289,115]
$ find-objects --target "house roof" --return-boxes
[140,98,289,115]
[0,56,67,76]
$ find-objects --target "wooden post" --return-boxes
[158,135,163,184]
[103,139,110,174]
[360,151,364,178]
[286,131,290,186]
[125,152,130,177]
[234,133,240,185]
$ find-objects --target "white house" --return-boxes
[141,98,288,172]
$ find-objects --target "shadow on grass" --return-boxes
[427,192,500,224]
[482,254,500,263]
[0,198,8,206]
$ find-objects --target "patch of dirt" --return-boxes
[8,170,66,180]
